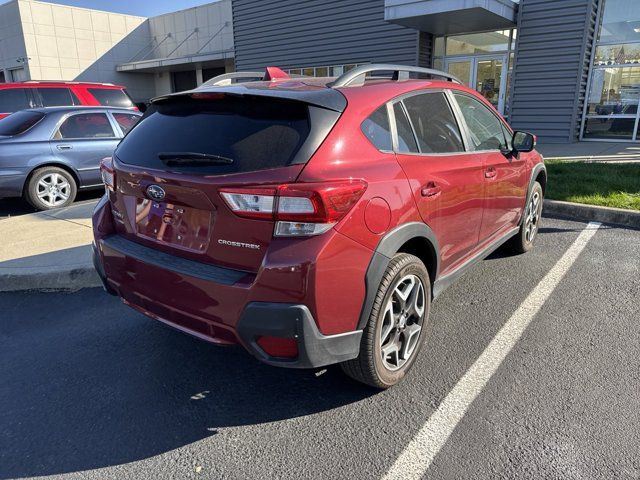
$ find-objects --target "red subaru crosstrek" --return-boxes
[0,81,137,119]
[93,65,546,388]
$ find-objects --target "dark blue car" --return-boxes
[0,106,141,210]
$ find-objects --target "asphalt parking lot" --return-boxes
[1,216,638,480]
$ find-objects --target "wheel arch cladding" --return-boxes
[357,222,440,330]
[24,162,80,194]
[535,166,547,194]
[529,163,547,196]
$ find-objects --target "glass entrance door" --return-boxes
[446,55,508,114]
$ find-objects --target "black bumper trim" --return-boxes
[237,302,362,369]
[92,244,117,296]
[100,235,249,286]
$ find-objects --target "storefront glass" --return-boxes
[582,0,640,141]
[433,29,516,116]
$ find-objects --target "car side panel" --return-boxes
[477,150,529,240]
[395,151,485,275]
[296,103,421,252]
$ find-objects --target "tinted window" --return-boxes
[402,92,464,154]
[113,113,140,135]
[57,113,115,139]
[454,93,507,151]
[88,88,134,108]
[38,88,76,107]
[0,111,45,136]
[361,105,392,151]
[116,96,312,175]
[0,89,31,113]
[393,103,419,153]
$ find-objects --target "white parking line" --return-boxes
[383,222,602,480]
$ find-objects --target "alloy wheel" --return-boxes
[524,191,542,243]
[379,274,426,371]
[36,173,71,207]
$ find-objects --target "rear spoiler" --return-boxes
[151,66,347,113]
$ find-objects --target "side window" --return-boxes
[113,113,141,136]
[88,88,134,108]
[402,92,464,154]
[0,89,31,112]
[361,105,392,151]
[453,93,507,151]
[57,113,116,139]
[38,88,76,107]
[393,103,419,153]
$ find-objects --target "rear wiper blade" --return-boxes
[158,152,234,165]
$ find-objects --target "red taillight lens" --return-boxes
[100,157,115,192]
[220,180,367,237]
[276,181,367,223]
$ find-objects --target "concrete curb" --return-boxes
[0,264,101,293]
[544,199,640,229]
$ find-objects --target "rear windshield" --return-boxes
[89,88,134,108]
[115,96,311,175]
[0,111,45,136]
[0,89,31,113]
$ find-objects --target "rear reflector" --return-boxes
[220,180,367,237]
[256,336,298,359]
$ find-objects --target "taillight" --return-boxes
[100,157,115,193]
[220,180,367,237]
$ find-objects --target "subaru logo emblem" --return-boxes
[146,184,165,201]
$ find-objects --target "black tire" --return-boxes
[341,253,431,389]
[508,181,543,254]
[25,166,77,211]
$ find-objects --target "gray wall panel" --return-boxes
[510,0,598,143]
[232,0,421,70]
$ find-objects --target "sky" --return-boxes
[0,0,215,16]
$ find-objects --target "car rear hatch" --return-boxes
[108,86,346,273]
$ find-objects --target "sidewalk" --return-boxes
[0,201,100,292]
[536,142,640,163]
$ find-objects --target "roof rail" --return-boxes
[201,71,264,87]
[22,80,116,86]
[330,64,461,88]
[201,66,294,87]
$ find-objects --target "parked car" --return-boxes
[0,106,142,210]
[93,65,546,388]
[0,81,138,120]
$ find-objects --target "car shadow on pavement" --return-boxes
[0,288,373,479]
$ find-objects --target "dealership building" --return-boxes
[0,0,638,144]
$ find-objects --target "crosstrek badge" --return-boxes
[217,239,260,250]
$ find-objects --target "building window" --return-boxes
[445,30,512,56]
[582,0,640,141]
[432,30,516,117]
[284,64,366,78]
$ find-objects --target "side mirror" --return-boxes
[512,131,536,153]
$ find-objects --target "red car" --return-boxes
[0,81,137,119]
[93,65,546,388]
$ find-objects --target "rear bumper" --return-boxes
[238,303,362,368]
[92,232,363,369]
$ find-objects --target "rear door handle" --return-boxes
[56,144,73,151]
[485,167,497,179]
[421,182,441,198]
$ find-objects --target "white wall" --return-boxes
[16,0,155,99]
[0,1,28,82]
[146,0,233,60]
